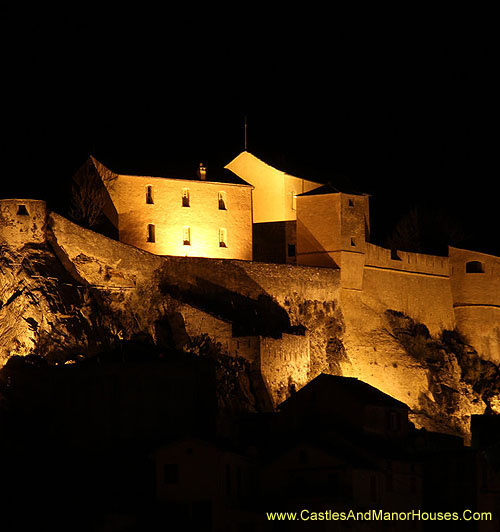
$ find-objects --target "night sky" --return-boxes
[2,10,498,255]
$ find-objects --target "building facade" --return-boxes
[86,157,253,261]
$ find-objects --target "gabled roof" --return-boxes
[225,150,323,185]
[87,156,252,187]
[279,373,409,410]
[297,183,369,198]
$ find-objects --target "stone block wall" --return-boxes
[449,247,500,363]
[0,199,47,247]
[106,172,253,260]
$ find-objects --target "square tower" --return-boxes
[296,185,370,289]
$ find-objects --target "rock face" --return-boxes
[0,211,498,442]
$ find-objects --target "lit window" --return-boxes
[291,192,297,211]
[219,228,227,248]
[218,191,226,210]
[183,226,191,246]
[147,224,155,243]
[17,204,29,215]
[146,186,154,204]
[182,188,190,207]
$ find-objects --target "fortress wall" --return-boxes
[47,212,164,287]
[361,267,455,335]
[179,304,234,350]
[259,333,310,405]
[449,247,500,363]
[0,199,47,247]
[361,244,454,334]
[365,243,450,277]
[449,247,500,307]
[180,305,261,362]
[454,306,500,363]
[157,256,341,311]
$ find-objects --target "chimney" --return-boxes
[198,163,207,180]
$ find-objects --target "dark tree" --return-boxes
[384,204,468,256]
[69,159,116,228]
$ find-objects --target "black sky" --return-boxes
[2,9,498,255]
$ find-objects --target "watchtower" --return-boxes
[296,185,370,289]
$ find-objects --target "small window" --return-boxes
[182,188,190,207]
[219,228,227,248]
[348,199,354,207]
[466,260,484,273]
[288,244,296,257]
[17,204,29,215]
[183,226,191,246]
[291,192,297,211]
[147,224,155,243]
[146,186,154,204]
[351,238,356,247]
[218,191,226,210]
[163,463,179,484]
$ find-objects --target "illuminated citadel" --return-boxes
[1,150,499,438]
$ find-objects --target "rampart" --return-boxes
[0,199,47,247]
[365,243,450,277]
[449,247,500,363]
[360,243,455,335]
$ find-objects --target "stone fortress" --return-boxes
[88,150,500,363]
[1,150,499,438]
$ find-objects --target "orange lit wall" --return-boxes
[449,246,500,363]
[225,151,322,223]
[102,173,253,260]
[296,191,369,288]
[0,199,47,247]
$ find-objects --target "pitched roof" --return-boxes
[88,156,252,187]
[297,183,369,197]
[280,373,409,410]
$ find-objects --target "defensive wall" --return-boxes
[361,242,455,335]
[0,199,47,248]
[449,246,500,363]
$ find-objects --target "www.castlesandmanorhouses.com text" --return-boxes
[266,509,493,522]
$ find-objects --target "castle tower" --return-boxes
[296,185,370,289]
[0,199,47,247]
[449,246,500,363]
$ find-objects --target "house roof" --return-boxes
[280,373,409,410]
[243,150,368,194]
[297,183,369,198]
[88,156,252,187]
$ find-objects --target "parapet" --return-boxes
[365,243,450,277]
[0,199,47,247]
